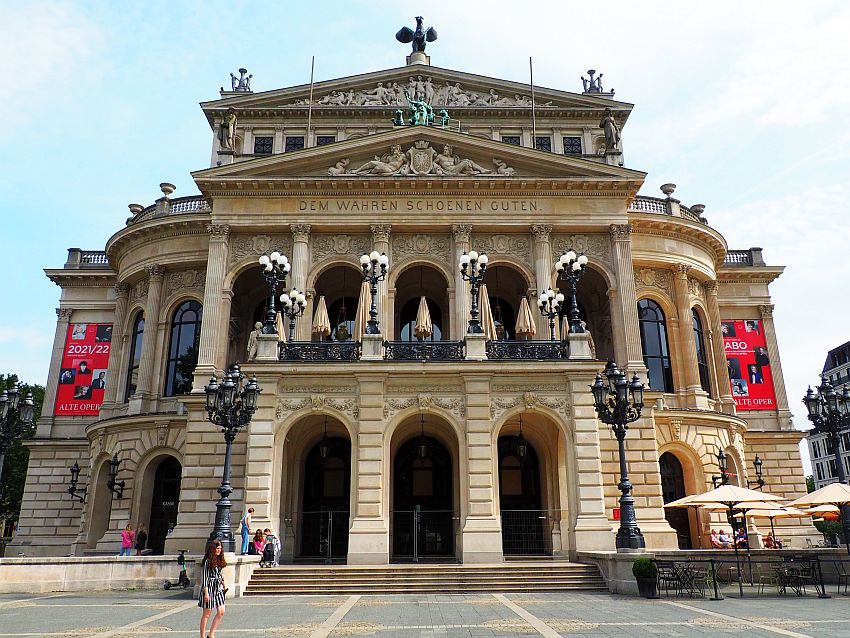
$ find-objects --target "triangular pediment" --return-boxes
[201,65,632,124]
[193,127,645,195]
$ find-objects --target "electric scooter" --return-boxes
[163,549,191,590]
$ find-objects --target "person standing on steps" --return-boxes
[198,540,227,638]
[240,507,254,555]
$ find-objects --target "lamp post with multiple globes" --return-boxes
[258,251,290,334]
[536,288,564,341]
[555,250,588,333]
[280,288,307,342]
[359,251,389,334]
[459,250,488,334]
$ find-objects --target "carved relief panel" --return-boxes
[229,235,293,266]
[392,233,452,264]
[469,234,532,264]
[551,234,612,265]
[311,234,371,265]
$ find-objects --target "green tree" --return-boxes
[0,374,45,524]
[806,475,815,493]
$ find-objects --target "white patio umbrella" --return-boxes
[352,280,370,343]
[478,284,497,340]
[413,296,433,340]
[790,482,850,554]
[275,310,286,343]
[663,493,710,549]
[515,296,536,340]
[312,295,331,339]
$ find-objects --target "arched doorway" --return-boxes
[498,434,546,555]
[393,265,450,341]
[86,459,113,548]
[483,265,529,340]
[300,436,351,561]
[147,457,182,554]
[315,264,363,342]
[228,266,269,364]
[558,266,613,359]
[659,452,692,549]
[392,433,454,560]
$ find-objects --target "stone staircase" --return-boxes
[244,561,607,595]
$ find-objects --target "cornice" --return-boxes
[717,266,784,285]
[105,217,210,268]
[653,408,748,431]
[629,214,727,268]
[45,270,115,288]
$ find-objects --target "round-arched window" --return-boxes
[164,300,202,396]
[637,299,673,392]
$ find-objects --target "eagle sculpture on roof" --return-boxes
[395,16,437,53]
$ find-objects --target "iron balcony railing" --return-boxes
[383,340,465,361]
[486,339,566,360]
[279,341,361,361]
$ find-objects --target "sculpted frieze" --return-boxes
[312,234,370,265]
[470,234,531,263]
[551,234,611,263]
[490,391,571,420]
[275,394,359,422]
[383,392,466,420]
[392,233,451,264]
[687,277,705,299]
[130,279,149,303]
[230,235,292,266]
[634,268,673,297]
[165,269,206,297]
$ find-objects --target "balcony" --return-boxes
[628,195,707,225]
[382,340,466,361]
[130,195,211,225]
[486,340,566,360]
[723,247,766,267]
[279,341,361,361]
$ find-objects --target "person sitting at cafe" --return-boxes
[763,533,774,549]
[735,527,748,549]
[710,529,723,548]
[765,532,782,549]
[717,529,733,548]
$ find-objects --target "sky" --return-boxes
[2,1,849,473]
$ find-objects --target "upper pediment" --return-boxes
[200,65,633,125]
[193,127,645,195]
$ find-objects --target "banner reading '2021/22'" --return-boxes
[721,319,776,411]
[54,323,113,416]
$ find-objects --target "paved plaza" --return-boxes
[1,589,849,638]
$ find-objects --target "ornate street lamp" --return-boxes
[360,251,389,335]
[747,455,765,489]
[0,383,35,486]
[319,416,330,464]
[204,364,261,551]
[803,381,850,546]
[67,461,87,503]
[712,448,730,488]
[555,250,588,333]
[258,251,291,334]
[515,416,528,463]
[537,288,563,341]
[280,287,307,342]
[459,250,488,334]
[106,453,125,499]
[590,360,646,551]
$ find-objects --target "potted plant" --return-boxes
[632,556,658,598]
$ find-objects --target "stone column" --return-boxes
[705,281,735,413]
[531,224,553,339]
[99,283,131,414]
[671,265,706,406]
[759,304,792,419]
[370,224,391,338]
[131,265,165,409]
[35,308,74,437]
[608,224,646,375]
[193,224,231,390]
[290,224,311,341]
[451,224,471,339]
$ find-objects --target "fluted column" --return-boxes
[291,224,311,341]
[35,307,75,437]
[705,281,735,413]
[99,283,131,412]
[370,224,391,337]
[759,304,792,418]
[672,265,702,391]
[608,224,646,375]
[194,224,231,390]
[132,264,165,404]
[452,224,471,338]
[531,224,553,339]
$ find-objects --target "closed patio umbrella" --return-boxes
[515,296,536,340]
[478,284,497,340]
[312,295,332,339]
[352,280,370,343]
[275,310,286,343]
[413,296,433,340]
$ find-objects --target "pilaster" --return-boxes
[370,224,391,338]
[608,224,646,376]
[531,224,553,339]
[36,307,74,437]
[130,264,165,411]
[194,225,230,391]
[705,281,735,414]
[291,224,311,341]
[99,283,131,415]
[672,264,709,408]
[451,224,471,339]
[759,304,793,423]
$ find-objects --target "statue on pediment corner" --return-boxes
[434,144,491,175]
[351,144,410,175]
[600,107,621,151]
[218,108,237,151]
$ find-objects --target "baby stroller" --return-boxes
[164,549,191,589]
[259,533,280,567]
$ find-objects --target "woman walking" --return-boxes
[198,540,227,638]
[119,523,135,556]
[240,507,254,555]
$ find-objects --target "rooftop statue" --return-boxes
[404,89,434,126]
[581,69,603,93]
[599,107,621,151]
[230,68,253,92]
[396,16,438,53]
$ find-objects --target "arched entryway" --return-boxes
[557,266,613,360]
[300,435,351,561]
[393,264,450,341]
[483,264,530,340]
[314,264,363,341]
[147,457,182,554]
[390,414,458,562]
[86,459,113,548]
[498,433,545,555]
[659,452,692,549]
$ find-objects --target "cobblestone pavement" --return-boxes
[1,589,849,637]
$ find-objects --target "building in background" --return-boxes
[808,341,850,489]
[9,38,814,559]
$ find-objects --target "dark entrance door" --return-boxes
[148,457,182,554]
[392,436,454,560]
[498,435,548,555]
[300,437,351,561]
[659,452,692,549]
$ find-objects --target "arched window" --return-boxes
[124,312,144,402]
[399,297,443,341]
[490,296,516,340]
[692,308,712,396]
[164,300,202,396]
[637,299,674,392]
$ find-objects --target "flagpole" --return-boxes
[529,56,537,142]
[306,56,315,147]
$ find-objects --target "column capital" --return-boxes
[146,264,165,280]
[530,224,552,242]
[759,304,774,318]
[370,224,391,243]
[704,280,719,295]
[56,307,74,321]
[290,224,311,242]
[207,223,231,238]
[114,282,131,297]
[609,223,632,240]
[451,224,472,242]
[671,263,691,279]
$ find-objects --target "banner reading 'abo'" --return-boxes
[721,319,776,411]
[54,323,113,416]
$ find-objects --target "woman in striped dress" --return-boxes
[198,540,227,638]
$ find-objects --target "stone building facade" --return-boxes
[12,56,812,561]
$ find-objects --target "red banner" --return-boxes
[721,319,776,411]
[54,323,113,416]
